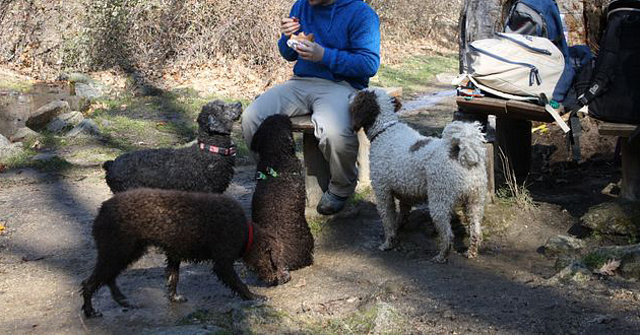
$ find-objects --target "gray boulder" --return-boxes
[0,133,9,147]
[548,262,592,284]
[47,111,84,134]
[544,235,586,256]
[74,83,103,100]
[9,127,39,142]
[581,202,640,237]
[26,100,71,130]
[67,119,99,138]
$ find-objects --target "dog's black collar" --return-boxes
[369,121,398,143]
[198,141,237,156]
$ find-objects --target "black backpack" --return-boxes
[578,0,640,125]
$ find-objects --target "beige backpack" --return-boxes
[465,33,565,102]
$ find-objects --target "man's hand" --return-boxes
[295,40,325,63]
[281,17,300,37]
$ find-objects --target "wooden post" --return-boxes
[495,117,532,183]
[302,132,330,208]
[620,138,640,201]
[599,122,640,201]
[485,142,496,203]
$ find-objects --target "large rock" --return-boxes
[581,202,640,237]
[0,91,30,138]
[25,100,70,130]
[543,235,586,256]
[46,111,84,134]
[74,82,103,100]
[0,133,9,147]
[9,127,39,142]
[548,262,592,284]
[66,119,99,138]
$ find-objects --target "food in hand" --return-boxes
[287,32,315,49]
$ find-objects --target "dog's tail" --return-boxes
[442,121,486,169]
[102,160,113,172]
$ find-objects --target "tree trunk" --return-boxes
[583,0,607,53]
[458,0,513,73]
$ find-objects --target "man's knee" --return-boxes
[320,127,358,154]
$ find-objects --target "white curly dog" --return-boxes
[350,88,488,263]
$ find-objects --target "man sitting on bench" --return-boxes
[241,0,380,215]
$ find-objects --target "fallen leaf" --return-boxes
[595,259,621,276]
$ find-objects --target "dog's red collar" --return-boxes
[244,220,254,255]
[198,141,237,156]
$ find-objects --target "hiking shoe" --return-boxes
[316,191,348,215]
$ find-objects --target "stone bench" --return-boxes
[598,122,640,201]
[290,87,402,209]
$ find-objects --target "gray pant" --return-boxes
[241,76,358,197]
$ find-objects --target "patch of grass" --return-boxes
[582,252,610,270]
[231,132,250,159]
[370,55,457,96]
[0,79,34,92]
[308,216,328,238]
[496,149,535,210]
[348,186,372,206]
[305,303,403,335]
[177,305,290,334]
[2,148,73,172]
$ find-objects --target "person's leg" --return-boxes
[241,78,309,149]
[309,79,359,201]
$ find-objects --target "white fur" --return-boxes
[353,88,488,262]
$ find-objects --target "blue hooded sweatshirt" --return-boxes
[278,0,380,90]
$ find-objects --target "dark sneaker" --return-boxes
[316,191,348,215]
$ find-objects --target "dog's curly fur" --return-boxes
[81,188,261,318]
[103,100,242,193]
[243,115,314,285]
[350,88,488,263]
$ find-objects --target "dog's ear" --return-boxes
[227,101,243,121]
[391,97,402,113]
[350,90,380,132]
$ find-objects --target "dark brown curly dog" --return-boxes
[243,114,314,285]
[81,188,260,318]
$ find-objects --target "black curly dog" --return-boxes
[243,115,314,285]
[81,188,261,318]
[103,100,242,193]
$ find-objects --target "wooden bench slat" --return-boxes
[597,122,638,137]
[456,96,554,123]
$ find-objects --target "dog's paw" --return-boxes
[82,307,103,318]
[277,270,291,285]
[169,294,188,303]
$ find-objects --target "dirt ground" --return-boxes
[1,86,640,334]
